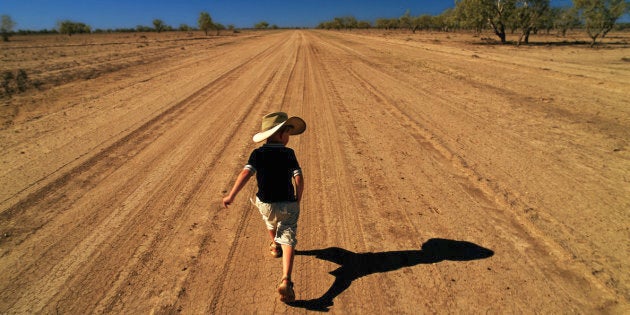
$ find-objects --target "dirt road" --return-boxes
[1,30,628,313]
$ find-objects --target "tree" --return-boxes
[342,16,358,30]
[136,25,152,32]
[357,20,372,29]
[153,19,166,33]
[179,24,191,32]
[415,14,435,31]
[332,17,344,30]
[254,21,269,29]
[455,0,487,33]
[574,0,629,46]
[514,0,550,45]
[58,20,91,36]
[1,15,16,42]
[554,6,580,36]
[215,23,225,35]
[399,10,415,32]
[438,8,459,31]
[455,0,517,43]
[538,6,559,34]
[375,18,399,30]
[399,11,439,33]
[198,11,214,35]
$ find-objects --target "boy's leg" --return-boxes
[276,201,298,302]
[280,244,294,279]
[268,229,277,241]
[278,244,296,302]
[269,229,282,257]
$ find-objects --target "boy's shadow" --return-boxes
[289,238,494,312]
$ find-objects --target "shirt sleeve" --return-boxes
[245,149,257,174]
[288,150,302,177]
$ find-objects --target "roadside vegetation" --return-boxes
[58,20,92,36]
[317,0,630,47]
[0,11,235,37]
[1,69,30,98]
[2,1,628,46]
[1,14,16,41]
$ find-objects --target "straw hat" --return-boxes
[252,112,306,143]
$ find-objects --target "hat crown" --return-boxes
[252,112,305,143]
[261,112,288,132]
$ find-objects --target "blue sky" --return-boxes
[1,0,590,30]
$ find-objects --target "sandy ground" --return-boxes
[1,30,629,313]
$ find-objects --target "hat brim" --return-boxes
[252,116,306,143]
[285,116,306,135]
[253,121,287,143]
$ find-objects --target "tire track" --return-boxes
[192,68,281,313]
[56,35,299,313]
[0,34,288,204]
[99,70,274,313]
[311,31,622,308]
[0,33,287,216]
[95,35,299,311]
[302,32,432,306]
[318,31,530,217]
[0,33,294,313]
[160,33,303,314]
[204,39,314,314]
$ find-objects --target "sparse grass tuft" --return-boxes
[2,71,14,95]
[1,69,30,97]
[16,69,28,92]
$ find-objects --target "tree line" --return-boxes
[0,11,240,41]
[317,0,630,46]
[3,1,628,45]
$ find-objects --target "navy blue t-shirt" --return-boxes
[245,143,302,203]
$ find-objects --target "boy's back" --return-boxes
[247,143,301,203]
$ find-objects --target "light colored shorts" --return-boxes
[254,197,300,246]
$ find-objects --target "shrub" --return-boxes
[16,69,28,92]
[2,71,14,95]
[1,69,30,97]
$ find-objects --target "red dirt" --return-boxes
[1,30,629,313]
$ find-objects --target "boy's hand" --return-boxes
[222,169,252,209]
[222,196,233,208]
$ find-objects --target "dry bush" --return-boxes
[1,69,30,97]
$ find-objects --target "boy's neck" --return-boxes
[265,140,285,146]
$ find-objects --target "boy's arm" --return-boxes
[222,169,253,208]
[294,174,304,203]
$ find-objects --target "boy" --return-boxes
[222,112,306,303]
